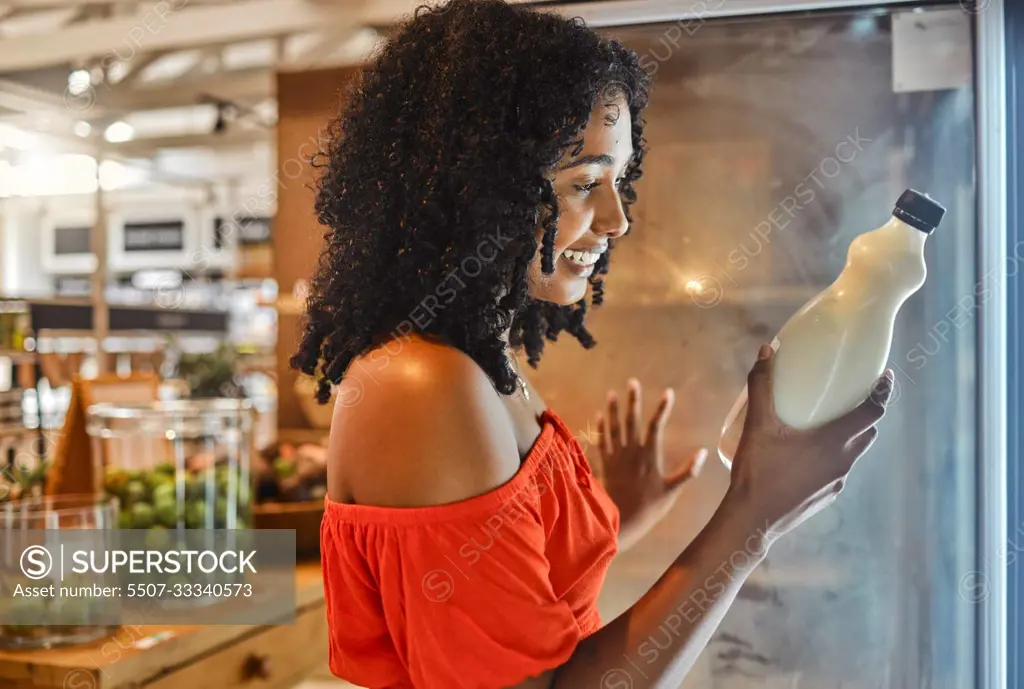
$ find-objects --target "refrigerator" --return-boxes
[524,1,1012,687]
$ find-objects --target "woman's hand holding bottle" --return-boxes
[724,343,894,548]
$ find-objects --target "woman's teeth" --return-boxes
[562,249,600,267]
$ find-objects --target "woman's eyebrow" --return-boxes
[559,153,615,171]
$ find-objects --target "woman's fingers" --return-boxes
[606,391,623,452]
[664,447,707,491]
[745,344,777,427]
[843,426,879,466]
[810,427,880,485]
[595,413,610,463]
[645,387,675,447]
[625,378,641,445]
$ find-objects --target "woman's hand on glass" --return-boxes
[725,344,893,547]
[595,378,707,550]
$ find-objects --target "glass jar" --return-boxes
[0,494,120,649]
[0,301,30,352]
[1,433,43,504]
[86,400,254,531]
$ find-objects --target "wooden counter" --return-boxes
[0,562,327,689]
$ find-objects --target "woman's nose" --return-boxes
[593,188,629,239]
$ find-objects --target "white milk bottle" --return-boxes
[717,189,946,470]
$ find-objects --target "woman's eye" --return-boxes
[572,176,626,196]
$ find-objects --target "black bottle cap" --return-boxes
[893,189,945,234]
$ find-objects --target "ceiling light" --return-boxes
[105,61,129,85]
[73,121,92,138]
[68,69,91,96]
[104,121,134,143]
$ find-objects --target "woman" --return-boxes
[292,1,893,687]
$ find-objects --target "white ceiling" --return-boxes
[0,0,551,189]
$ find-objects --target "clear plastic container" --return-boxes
[0,494,121,649]
[86,400,254,531]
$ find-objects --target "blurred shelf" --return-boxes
[0,350,35,363]
[0,424,36,437]
[35,303,229,333]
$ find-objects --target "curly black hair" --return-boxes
[292,0,651,403]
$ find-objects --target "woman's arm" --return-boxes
[550,487,765,688]
[505,492,761,689]
[533,345,891,689]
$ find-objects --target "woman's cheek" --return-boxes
[557,206,590,246]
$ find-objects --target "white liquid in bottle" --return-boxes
[718,189,946,470]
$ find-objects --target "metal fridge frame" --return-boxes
[1000,3,1021,688]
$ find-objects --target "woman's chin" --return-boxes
[530,277,589,306]
[528,257,595,305]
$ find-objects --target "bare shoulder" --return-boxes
[325,335,520,508]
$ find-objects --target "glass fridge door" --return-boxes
[538,4,992,687]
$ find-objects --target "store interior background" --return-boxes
[0,2,981,688]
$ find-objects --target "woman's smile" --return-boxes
[560,245,606,277]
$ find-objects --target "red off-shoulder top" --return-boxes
[319,409,620,689]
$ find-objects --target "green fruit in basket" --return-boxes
[185,500,207,529]
[124,480,148,506]
[152,481,177,505]
[145,471,172,494]
[185,476,207,501]
[273,458,296,479]
[237,481,251,511]
[118,510,133,529]
[130,502,155,529]
[145,527,172,550]
[0,576,15,598]
[154,498,179,529]
[155,501,180,528]
[213,497,228,527]
[104,467,127,492]
[167,573,191,590]
[8,597,46,626]
[214,465,230,488]
[54,598,92,626]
